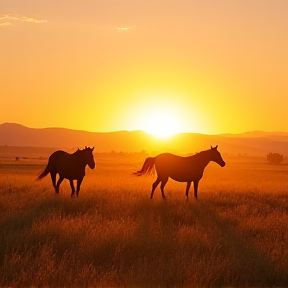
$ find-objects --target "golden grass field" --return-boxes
[0,153,287,287]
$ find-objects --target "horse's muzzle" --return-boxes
[89,163,96,169]
[220,161,226,167]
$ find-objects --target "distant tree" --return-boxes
[267,152,283,164]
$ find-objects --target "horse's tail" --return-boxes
[133,157,156,176]
[36,164,50,181]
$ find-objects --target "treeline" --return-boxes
[267,152,283,164]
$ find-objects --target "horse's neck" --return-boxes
[193,151,211,168]
[72,152,87,167]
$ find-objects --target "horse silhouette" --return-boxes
[36,147,95,197]
[134,146,225,199]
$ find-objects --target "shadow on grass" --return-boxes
[129,197,288,287]
[0,194,98,260]
[1,190,287,287]
[188,199,287,286]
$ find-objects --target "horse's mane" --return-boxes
[72,149,82,155]
[189,149,211,159]
[72,147,93,157]
[197,149,211,155]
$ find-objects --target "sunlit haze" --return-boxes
[143,111,183,138]
[0,0,287,135]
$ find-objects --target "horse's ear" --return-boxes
[85,146,87,149]
[211,146,213,149]
[92,147,94,151]
[215,145,218,149]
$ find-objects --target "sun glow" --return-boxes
[127,90,204,136]
[143,111,183,138]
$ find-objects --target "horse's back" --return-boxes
[49,150,85,179]
[49,150,69,162]
[155,153,202,182]
[155,153,187,164]
[155,153,188,172]
[48,150,71,171]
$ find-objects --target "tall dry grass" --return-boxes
[0,156,287,287]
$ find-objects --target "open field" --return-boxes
[0,154,288,287]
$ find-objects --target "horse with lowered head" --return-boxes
[134,146,225,199]
[36,146,95,197]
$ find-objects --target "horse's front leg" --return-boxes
[193,180,199,199]
[69,180,76,197]
[76,177,84,197]
[185,182,191,198]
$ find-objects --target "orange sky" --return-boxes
[0,0,287,135]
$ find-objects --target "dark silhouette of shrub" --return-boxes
[267,152,283,164]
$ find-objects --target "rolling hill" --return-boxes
[0,122,288,156]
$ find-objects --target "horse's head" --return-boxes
[83,146,96,169]
[210,145,226,167]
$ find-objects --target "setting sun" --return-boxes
[126,92,204,137]
[143,111,183,138]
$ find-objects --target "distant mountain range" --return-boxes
[1,122,288,156]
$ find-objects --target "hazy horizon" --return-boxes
[1,122,288,136]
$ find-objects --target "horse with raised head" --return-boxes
[134,146,225,199]
[36,146,95,197]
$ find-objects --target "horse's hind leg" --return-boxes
[150,177,161,199]
[50,172,57,192]
[160,177,168,199]
[56,176,64,194]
